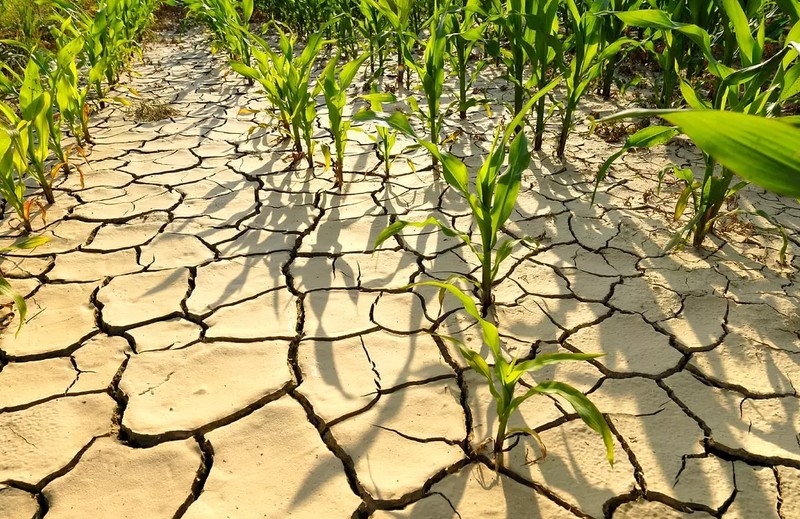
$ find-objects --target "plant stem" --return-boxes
[41,182,55,205]
[458,42,467,120]
[533,96,545,151]
[602,53,618,99]
[557,104,574,158]
[494,416,509,469]
[481,247,492,317]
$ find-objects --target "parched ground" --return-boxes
[1,32,799,519]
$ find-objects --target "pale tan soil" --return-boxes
[0,31,798,518]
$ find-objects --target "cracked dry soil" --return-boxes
[1,31,799,519]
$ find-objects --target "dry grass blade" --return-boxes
[128,99,180,122]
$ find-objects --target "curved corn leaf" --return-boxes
[523,381,614,465]
[654,111,800,198]
[373,216,457,249]
[1,235,50,251]
[0,277,26,336]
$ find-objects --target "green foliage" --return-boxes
[556,0,634,157]
[406,0,448,166]
[422,280,614,468]
[231,23,329,168]
[359,88,399,177]
[354,0,390,76]
[364,0,415,87]
[599,8,800,248]
[0,125,36,231]
[321,51,369,187]
[184,0,254,63]
[359,77,560,314]
[444,0,486,120]
[0,57,55,204]
[0,235,50,335]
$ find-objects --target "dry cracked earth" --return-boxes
[1,32,799,519]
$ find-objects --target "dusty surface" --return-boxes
[0,32,798,518]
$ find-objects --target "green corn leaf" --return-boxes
[511,352,605,379]
[615,9,676,30]
[0,277,26,336]
[242,0,253,23]
[526,381,614,465]
[720,0,756,66]
[679,78,711,110]
[438,333,494,383]
[339,53,369,89]
[439,152,470,196]
[490,238,521,280]
[659,111,800,198]
[490,131,528,232]
[230,61,260,81]
[1,235,50,251]
[353,109,418,139]
[674,186,692,220]
[414,280,503,361]
[373,216,456,249]
[361,92,397,105]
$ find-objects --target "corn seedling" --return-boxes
[360,88,399,177]
[0,126,39,232]
[365,0,416,88]
[321,52,370,188]
[0,235,50,336]
[406,1,449,168]
[598,0,643,99]
[597,8,800,247]
[183,0,254,64]
[49,26,94,145]
[485,0,535,125]
[0,58,56,204]
[232,23,330,168]
[445,0,486,120]
[557,0,633,157]
[360,77,560,314]
[522,0,561,150]
[421,280,614,469]
[355,0,390,77]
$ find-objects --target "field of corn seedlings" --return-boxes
[0,0,799,517]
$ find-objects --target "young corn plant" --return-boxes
[598,0,643,99]
[360,88,399,177]
[360,79,560,314]
[485,0,535,124]
[557,0,633,157]
[406,1,449,169]
[0,58,56,205]
[522,0,561,150]
[354,0,390,77]
[596,9,800,248]
[321,52,369,188]
[445,0,487,120]
[0,235,50,336]
[365,0,416,88]
[423,281,614,469]
[0,126,39,233]
[49,0,106,102]
[231,24,329,168]
[49,27,94,146]
[183,0,254,64]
